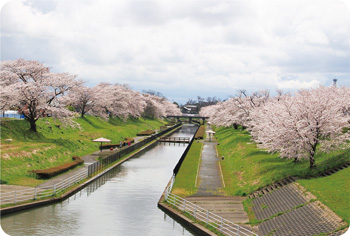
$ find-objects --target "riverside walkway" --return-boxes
[36,136,153,188]
[181,125,348,236]
[186,124,252,231]
[1,134,160,193]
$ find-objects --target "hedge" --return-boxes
[137,130,156,136]
[124,137,134,144]
[32,156,84,179]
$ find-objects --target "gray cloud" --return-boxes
[1,0,349,103]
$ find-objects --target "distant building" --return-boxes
[182,105,198,114]
[0,110,25,119]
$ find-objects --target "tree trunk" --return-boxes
[309,144,317,168]
[233,123,238,129]
[29,119,37,132]
[309,155,315,168]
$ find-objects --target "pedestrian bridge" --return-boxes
[167,114,209,123]
[159,137,190,143]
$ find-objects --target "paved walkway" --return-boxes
[188,124,252,230]
[193,125,224,196]
[35,151,101,188]
[36,137,148,188]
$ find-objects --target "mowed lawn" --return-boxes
[1,116,167,186]
[298,168,350,225]
[172,141,203,197]
[214,127,349,196]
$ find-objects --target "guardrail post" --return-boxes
[34,188,37,200]
[237,225,240,235]
[206,210,209,225]
[183,199,186,212]
[53,185,56,195]
[194,205,197,219]
[14,191,17,203]
[220,217,223,233]
[173,194,176,207]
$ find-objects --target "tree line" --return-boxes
[1,59,181,132]
[200,87,350,168]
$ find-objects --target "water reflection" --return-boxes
[1,125,198,236]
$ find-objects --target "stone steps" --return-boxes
[320,161,350,177]
[248,177,297,199]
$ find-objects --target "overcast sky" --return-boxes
[1,0,350,104]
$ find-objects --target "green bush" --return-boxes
[136,130,156,136]
[124,137,134,144]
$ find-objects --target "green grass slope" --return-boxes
[214,127,349,196]
[298,168,350,225]
[1,116,166,186]
[172,141,203,197]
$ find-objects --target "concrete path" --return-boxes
[36,137,147,188]
[194,125,224,196]
[35,151,104,188]
[0,185,35,194]
[188,125,252,228]
[185,196,250,224]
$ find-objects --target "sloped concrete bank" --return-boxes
[1,124,182,216]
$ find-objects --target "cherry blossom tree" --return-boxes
[142,93,167,118]
[91,83,146,120]
[66,85,94,117]
[162,99,182,116]
[200,89,270,129]
[1,59,81,132]
[250,86,350,168]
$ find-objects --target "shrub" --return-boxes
[32,156,84,179]
[137,130,156,136]
[124,137,134,144]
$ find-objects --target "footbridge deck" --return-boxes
[158,137,190,143]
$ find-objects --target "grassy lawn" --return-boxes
[297,168,350,225]
[172,141,203,197]
[214,126,349,196]
[1,116,167,186]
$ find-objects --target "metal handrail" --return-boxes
[164,176,258,236]
[1,169,88,205]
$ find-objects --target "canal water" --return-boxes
[1,125,198,236]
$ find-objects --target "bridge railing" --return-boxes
[159,137,190,143]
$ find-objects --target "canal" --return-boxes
[1,125,198,236]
